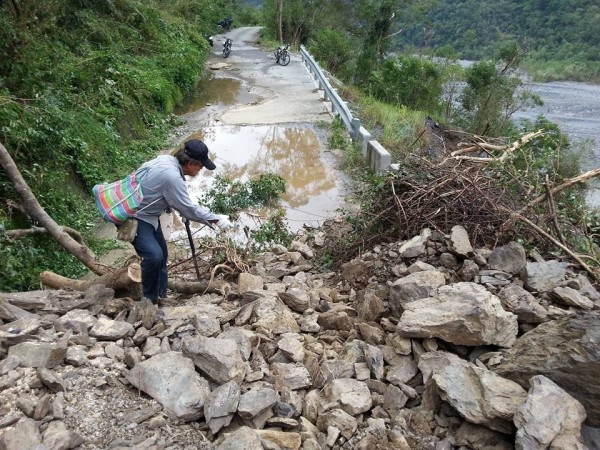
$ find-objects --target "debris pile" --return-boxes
[1,225,599,449]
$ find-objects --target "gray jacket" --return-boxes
[135,155,219,229]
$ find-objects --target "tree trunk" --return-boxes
[277,0,283,44]
[40,263,141,291]
[39,266,230,297]
[0,142,108,276]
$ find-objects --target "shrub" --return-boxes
[307,29,356,82]
[367,55,443,113]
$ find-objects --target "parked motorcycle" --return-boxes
[274,43,291,66]
[222,38,232,58]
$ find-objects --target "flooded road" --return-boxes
[168,27,348,238]
[183,124,340,232]
[513,80,600,206]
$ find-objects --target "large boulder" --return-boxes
[397,282,518,347]
[432,362,527,433]
[495,311,600,426]
[126,351,210,421]
[514,375,587,449]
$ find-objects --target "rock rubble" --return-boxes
[1,224,599,449]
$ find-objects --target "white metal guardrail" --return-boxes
[300,45,392,172]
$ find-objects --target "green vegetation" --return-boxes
[249,209,293,251]
[200,174,287,218]
[261,0,597,82]
[1,0,597,291]
[400,0,600,82]
[327,117,353,153]
[368,55,443,113]
[199,173,293,251]
[499,116,597,256]
[453,43,543,136]
[307,29,357,82]
[346,91,427,161]
[259,0,598,268]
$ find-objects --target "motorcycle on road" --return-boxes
[274,43,290,66]
[222,38,232,58]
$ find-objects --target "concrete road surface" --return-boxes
[209,27,331,125]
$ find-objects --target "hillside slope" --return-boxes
[400,0,600,81]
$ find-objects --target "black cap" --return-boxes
[184,140,216,170]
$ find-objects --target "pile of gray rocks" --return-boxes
[1,224,599,449]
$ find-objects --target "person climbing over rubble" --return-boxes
[132,139,232,305]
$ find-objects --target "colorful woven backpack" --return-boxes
[92,169,146,225]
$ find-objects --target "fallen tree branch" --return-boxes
[0,142,107,275]
[449,130,544,163]
[451,142,504,156]
[545,175,565,245]
[517,167,600,216]
[5,226,84,244]
[510,212,600,282]
[203,263,235,294]
[5,199,28,216]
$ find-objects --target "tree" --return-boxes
[307,29,356,81]
[277,0,283,43]
[354,0,399,84]
[458,42,542,136]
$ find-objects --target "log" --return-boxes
[40,264,141,291]
[451,142,504,156]
[39,264,230,296]
[510,212,600,282]
[450,130,544,163]
[517,167,600,215]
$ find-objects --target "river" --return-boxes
[512,80,600,207]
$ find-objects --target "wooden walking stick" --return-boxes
[184,218,202,280]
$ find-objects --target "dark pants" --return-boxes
[132,219,168,302]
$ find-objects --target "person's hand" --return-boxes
[215,214,233,230]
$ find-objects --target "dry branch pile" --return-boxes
[322,128,600,280]
[350,156,531,253]
[168,236,251,284]
[391,157,523,248]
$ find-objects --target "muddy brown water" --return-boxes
[157,62,348,243]
[173,76,347,241]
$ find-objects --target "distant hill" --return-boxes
[399,0,600,81]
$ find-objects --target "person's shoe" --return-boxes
[157,297,179,307]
